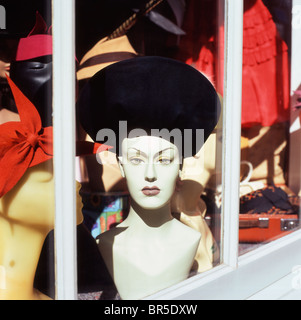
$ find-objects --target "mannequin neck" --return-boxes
[0,215,51,300]
[124,198,174,228]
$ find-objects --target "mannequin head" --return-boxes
[78,56,221,212]
[9,12,53,127]
[10,57,53,127]
[119,136,180,210]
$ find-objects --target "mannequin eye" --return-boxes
[30,64,45,70]
[130,157,144,165]
[157,157,172,165]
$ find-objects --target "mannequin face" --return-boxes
[0,160,83,228]
[10,57,53,127]
[119,136,180,210]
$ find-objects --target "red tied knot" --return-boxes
[27,132,40,149]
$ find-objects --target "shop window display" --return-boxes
[77,56,221,299]
[75,0,223,299]
[0,0,299,300]
[76,0,300,294]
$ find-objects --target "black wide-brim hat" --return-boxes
[77,56,221,156]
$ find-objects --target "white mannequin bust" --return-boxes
[97,136,201,300]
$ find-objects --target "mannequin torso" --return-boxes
[0,216,52,300]
[0,161,83,300]
[98,206,201,300]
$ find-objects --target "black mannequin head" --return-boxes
[10,55,52,127]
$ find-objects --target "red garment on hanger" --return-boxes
[177,0,290,128]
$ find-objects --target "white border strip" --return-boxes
[52,0,77,300]
[220,0,244,268]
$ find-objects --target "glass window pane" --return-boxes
[238,0,301,255]
[75,0,224,300]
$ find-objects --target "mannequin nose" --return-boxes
[144,162,157,182]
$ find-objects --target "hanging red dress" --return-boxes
[177,0,290,128]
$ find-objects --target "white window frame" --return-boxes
[52,0,78,300]
[52,0,301,300]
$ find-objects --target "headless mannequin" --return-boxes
[97,136,201,300]
[0,109,20,125]
[0,160,83,300]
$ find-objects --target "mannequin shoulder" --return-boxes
[170,219,201,243]
[96,226,127,247]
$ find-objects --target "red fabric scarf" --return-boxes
[0,76,112,198]
[0,76,53,197]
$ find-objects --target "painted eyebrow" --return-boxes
[127,148,147,158]
[155,148,175,158]
[127,147,174,158]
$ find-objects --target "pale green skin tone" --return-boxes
[118,136,181,211]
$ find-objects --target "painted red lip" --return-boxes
[142,186,160,196]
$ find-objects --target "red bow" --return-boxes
[0,76,112,198]
[0,76,53,198]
